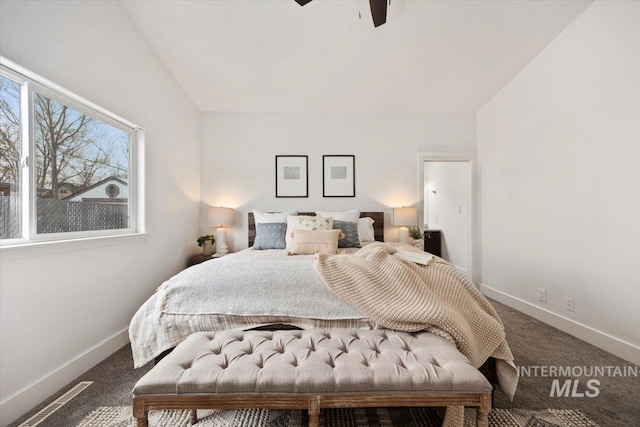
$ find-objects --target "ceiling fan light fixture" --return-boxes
[294,0,388,27]
[369,0,388,27]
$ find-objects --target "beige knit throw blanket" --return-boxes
[315,242,518,427]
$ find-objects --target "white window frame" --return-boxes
[0,57,146,252]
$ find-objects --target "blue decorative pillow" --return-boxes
[253,222,287,250]
[333,220,361,248]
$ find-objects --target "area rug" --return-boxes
[77,406,599,427]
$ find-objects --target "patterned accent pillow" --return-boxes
[252,222,287,250]
[285,215,334,249]
[333,220,361,248]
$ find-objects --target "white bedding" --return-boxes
[129,249,374,367]
[161,249,364,317]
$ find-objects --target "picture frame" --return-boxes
[275,155,308,198]
[323,155,355,197]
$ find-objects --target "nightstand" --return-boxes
[187,253,232,268]
[187,253,214,268]
[423,230,442,257]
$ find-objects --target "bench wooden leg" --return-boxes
[133,398,148,427]
[309,396,320,427]
[189,409,198,424]
[476,393,491,427]
[476,410,488,427]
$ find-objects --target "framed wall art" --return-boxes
[323,155,355,197]
[275,155,308,198]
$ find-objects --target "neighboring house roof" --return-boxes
[58,182,86,193]
[0,181,18,191]
[62,176,128,200]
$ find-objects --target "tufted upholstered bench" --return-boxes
[132,329,492,426]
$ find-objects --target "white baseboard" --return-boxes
[480,284,640,366]
[0,328,129,427]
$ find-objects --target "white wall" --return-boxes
[477,1,640,364]
[0,2,201,425]
[200,113,476,250]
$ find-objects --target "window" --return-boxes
[0,74,21,239]
[1,60,143,244]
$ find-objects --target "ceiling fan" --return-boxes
[295,0,388,28]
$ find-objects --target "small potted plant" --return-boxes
[197,235,216,256]
[408,226,423,250]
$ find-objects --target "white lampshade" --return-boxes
[392,207,417,227]
[208,207,235,227]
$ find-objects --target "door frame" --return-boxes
[417,152,477,283]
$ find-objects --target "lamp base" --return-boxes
[398,226,412,245]
[215,227,229,256]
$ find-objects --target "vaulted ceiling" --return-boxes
[121,0,592,113]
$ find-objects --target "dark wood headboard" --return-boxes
[248,211,384,247]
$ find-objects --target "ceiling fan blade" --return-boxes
[295,0,313,6]
[369,0,387,27]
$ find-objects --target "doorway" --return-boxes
[417,152,476,280]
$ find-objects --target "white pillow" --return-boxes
[286,215,334,249]
[315,209,360,223]
[358,217,375,242]
[253,209,297,223]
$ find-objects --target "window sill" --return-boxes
[0,233,150,261]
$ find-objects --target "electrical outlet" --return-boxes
[538,288,547,303]
[565,298,575,312]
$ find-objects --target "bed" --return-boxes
[128,210,517,424]
[130,212,384,368]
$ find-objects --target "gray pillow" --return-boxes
[253,222,287,250]
[333,220,361,248]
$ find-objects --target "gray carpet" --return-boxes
[8,299,639,427]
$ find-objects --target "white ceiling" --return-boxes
[121,0,592,113]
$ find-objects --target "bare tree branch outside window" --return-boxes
[0,76,21,185]
[0,75,21,239]
[34,94,129,196]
